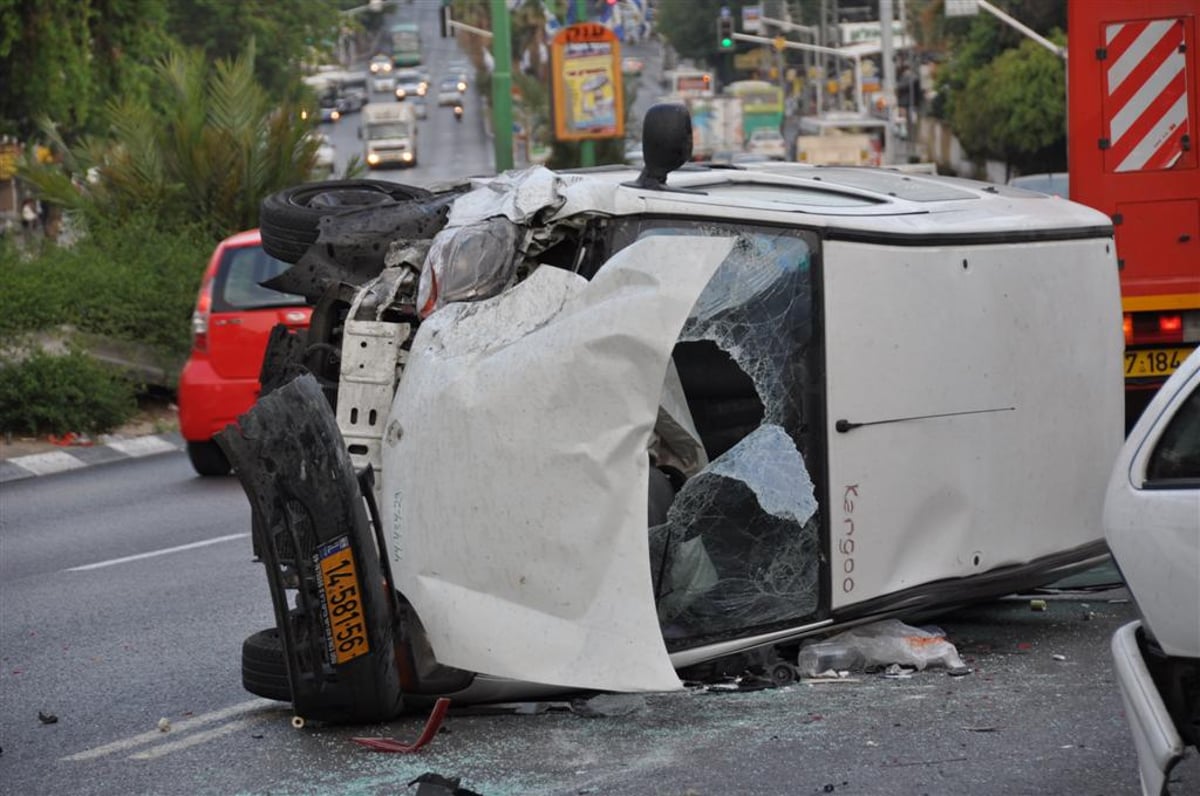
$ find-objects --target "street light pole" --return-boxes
[490,0,514,172]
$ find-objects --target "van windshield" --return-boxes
[610,218,826,648]
[367,122,411,139]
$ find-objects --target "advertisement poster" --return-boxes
[552,23,624,141]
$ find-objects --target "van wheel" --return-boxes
[242,628,291,702]
[260,180,432,264]
[187,441,231,476]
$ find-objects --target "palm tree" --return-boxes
[22,43,321,241]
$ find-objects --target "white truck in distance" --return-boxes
[361,102,417,169]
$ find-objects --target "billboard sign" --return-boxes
[551,23,625,141]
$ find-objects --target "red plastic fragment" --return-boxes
[351,698,451,753]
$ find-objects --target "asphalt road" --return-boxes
[321,0,494,188]
[2,449,1198,795]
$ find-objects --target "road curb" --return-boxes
[0,432,185,484]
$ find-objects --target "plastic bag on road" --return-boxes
[796,619,968,676]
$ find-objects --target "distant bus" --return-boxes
[390,22,421,67]
[662,68,714,98]
[725,80,784,139]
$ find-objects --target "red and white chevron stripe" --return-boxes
[1104,17,1190,172]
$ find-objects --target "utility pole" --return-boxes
[574,0,595,167]
[490,1,514,171]
[880,0,895,164]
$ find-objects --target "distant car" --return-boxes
[393,68,428,101]
[1106,347,1200,795]
[1007,172,1070,198]
[409,95,428,120]
[446,60,470,85]
[336,88,368,115]
[368,54,392,75]
[437,76,465,106]
[177,230,311,476]
[307,131,336,179]
[746,128,787,160]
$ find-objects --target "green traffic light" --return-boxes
[721,37,732,48]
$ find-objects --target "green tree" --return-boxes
[165,0,341,98]
[657,0,752,67]
[22,45,322,239]
[0,0,173,139]
[950,37,1065,176]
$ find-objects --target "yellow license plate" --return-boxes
[1124,347,1192,379]
[315,536,369,665]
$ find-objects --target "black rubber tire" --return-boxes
[260,180,433,265]
[242,628,292,702]
[187,440,231,477]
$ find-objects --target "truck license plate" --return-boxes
[1124,348,1191,379]
[314,536,369,666]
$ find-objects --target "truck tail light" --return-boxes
[1158,314,1182,342]
[192,277,212,353]
[1126,310,1200,345]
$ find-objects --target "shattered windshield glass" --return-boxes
[612,220,823,649]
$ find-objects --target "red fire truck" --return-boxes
[1067,0,1200,423]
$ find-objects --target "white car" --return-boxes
[437,76,466,106]
[1106,346,1200,795]
[746,128,787,160]
[306,132,335,179]
[226,103,1124,724]
[392,68,428,102]
[369,55,394,92]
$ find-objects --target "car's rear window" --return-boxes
[213,244,303,312]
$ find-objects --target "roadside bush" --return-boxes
[0,348,138,436]
[0,215,212,362]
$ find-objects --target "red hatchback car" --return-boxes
[178,229,310,476]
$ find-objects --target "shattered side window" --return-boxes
[613,219,824,649]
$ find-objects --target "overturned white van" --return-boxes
[221,104,1125,722]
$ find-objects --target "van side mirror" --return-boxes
[634,103,692,190]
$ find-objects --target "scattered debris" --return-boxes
[963,726,998,733]
[1030,599,1048,612]
[406,772,483,796]
[38,711,58,724]
[569,693,646,718]
[47,432,94,447]
[353,698,451,753]
[796,619,968,677]
[881,664,914,679]
[157,718,171,733]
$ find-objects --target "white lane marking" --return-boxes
[9,451,86,476]
[62,699,273,761]
[104,436,179,457]
[66,533,249,572]
[128,718,259,760]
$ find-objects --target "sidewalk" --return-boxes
[0,399,185,483]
